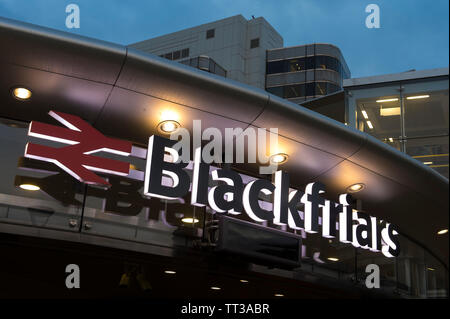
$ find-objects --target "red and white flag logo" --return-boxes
[25,111,132,186]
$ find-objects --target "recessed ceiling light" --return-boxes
[240,279,249,283]
[437,229,448,235]
[327,257,339,262]
[274,293,284,297]
[361,110,369,119]
[376,98,398,103]
[347,183,365,193]
[164,270,176,274]
[12,87,32,100]
[210,286,221,290]
[157,120,180,134]
[181,217,199,224]
[19,184,40,191]
[406,95,430,100]
[269,153,289,164]
[380,107,401,116]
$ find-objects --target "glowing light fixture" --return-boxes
[437,229,448,235]
[376,98,398,103]
[327,257,339,262]
[380,107,401,116]
[388,137,394,143]
[427,267,435,271]
[361,110,369,119]
[347,183,365,193]
[210,286,221,290]
[19,184,40,191]
[269,153,289,164]
[240,279,249,283]
[12,87,32,100]
[407,95,429,100]
[423,161,433,165]
[181,217,199,224]
[366,121,374,129]
[164,270,176,274]
[274,293,284,297]
[157,120,180,134]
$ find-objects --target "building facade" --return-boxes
[266,44,350,103]
[130,15,283,89]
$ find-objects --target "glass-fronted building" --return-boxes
[266,44,351,103]
[345,68,449,179]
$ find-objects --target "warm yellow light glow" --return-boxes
[274,293,284,297]
[240,279,249,283]
[437,229,448,235]
[380,107,401,116]
[210,286,221,290]
[164,270,176,274]
[347,183,365,193]
[270,153,289,164]
[388,137,394,143]
[12,87,32,100]
[19,184,40,191]
[423,161,433,165]
[181,217,199,224]
[157,120,180,134]
[129,164,137,170]
[160,110,179,122]
[327,257,339,262]
[376,98,398,103]
[427,267,435,271]
[361,110,369,119]
[407,95,430,100]
[366,121,374,129]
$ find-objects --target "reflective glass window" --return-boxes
[266,60,287,74]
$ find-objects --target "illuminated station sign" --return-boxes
[24,110,401,258]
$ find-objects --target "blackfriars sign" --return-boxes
[24,111,401,258]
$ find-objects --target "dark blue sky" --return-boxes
[0,0,448,77]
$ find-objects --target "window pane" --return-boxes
[289,58,305,72]
[267,60,286,74]
[353,85,402,141]
[306,56,315,70]
[172,50,181,60]
[406,136,449,178]
[266,86,284,98]
[403,80,449,138]
[315,82,327,96]
[206,28,215,39]
[181,48,189,58]
[285,84,305,98]
[250,38,259,49]
[306,82,315,97]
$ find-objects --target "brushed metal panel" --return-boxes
[230,129,345,191]
[95,87,249,147]
[253,95,366,159]
[0,17,126,84]
[0,63,112,124]
[115,48,268,123]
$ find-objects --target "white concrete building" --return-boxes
[130,15,283,89]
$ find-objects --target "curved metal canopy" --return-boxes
[0,16,448,266]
